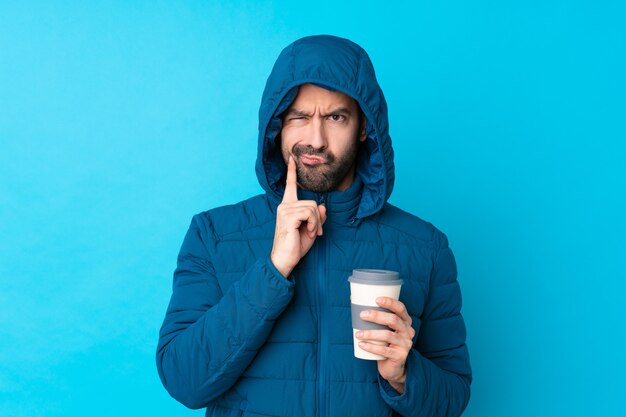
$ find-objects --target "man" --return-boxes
[156,35,471,417]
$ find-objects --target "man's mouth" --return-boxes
[299,155,326,165]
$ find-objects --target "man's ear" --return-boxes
[359,116,367,142]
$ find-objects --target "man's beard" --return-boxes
[289,139,360,193]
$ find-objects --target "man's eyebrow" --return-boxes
[320,107,353,117]
[283,108,313,118]
[283,106,354,118]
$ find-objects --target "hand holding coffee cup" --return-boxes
[349,269,415,394]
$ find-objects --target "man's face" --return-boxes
[280,83,367,193]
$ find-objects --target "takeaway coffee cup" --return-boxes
[349,269,403,360]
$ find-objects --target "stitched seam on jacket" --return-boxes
[421,311,462,322]
[371,218,437,246]
[240,285,264,322]
[193,215,223,295]
[329,379,379,384]
[213,240,426,250]
[240,376,379,384]
[215,218,275,240]
[427,231,448,293]
[211,403,279,417]
[420,343,468,355]
[241,376,315,382]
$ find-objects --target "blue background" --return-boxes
[1,1,625,416]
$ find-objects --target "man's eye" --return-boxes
[329,114,346,122]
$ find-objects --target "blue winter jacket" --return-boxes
[156,35,471,417]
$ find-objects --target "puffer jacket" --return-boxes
[156,34,471,417]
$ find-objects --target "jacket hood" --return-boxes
[255,34,394,221]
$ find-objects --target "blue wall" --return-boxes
[1,1,624,416]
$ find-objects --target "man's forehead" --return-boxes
[290,83,357,108]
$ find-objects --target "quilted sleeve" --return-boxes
[156,214,294,409]
[379,232,472,416]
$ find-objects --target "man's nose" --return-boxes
[307,118,328,149]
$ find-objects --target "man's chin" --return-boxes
[302,184,333,193]
[294,159,355,193]
[297,175,334,193]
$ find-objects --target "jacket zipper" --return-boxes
[317,193,328,417]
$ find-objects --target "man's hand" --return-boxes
[270,156,327,277]
[356,297,415,394]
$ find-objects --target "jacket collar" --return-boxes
[300,174,363,226]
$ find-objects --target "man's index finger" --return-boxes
[283,155,298,202]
